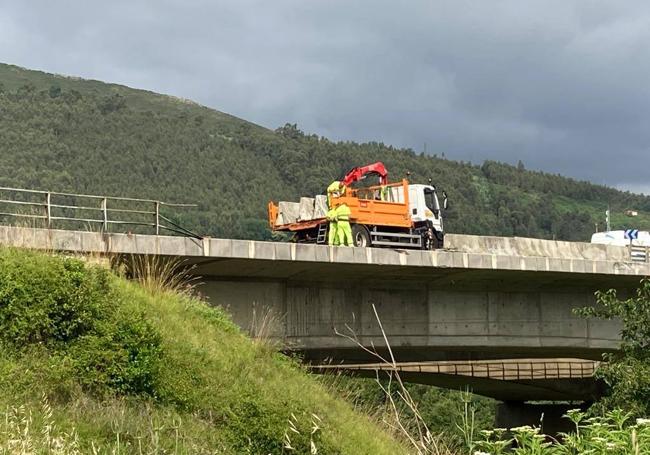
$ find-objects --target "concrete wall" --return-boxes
[445,233,630,262]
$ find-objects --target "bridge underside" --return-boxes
[194,260,626,358]
[312,359,603,401]
[184,254,629,401]
[189,255,642,292]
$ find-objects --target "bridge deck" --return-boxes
[0,225,648,281]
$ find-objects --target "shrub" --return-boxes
[67,309,162,396]
[0,251,112,346]
[0,249,163,397]
[576,278,650,416]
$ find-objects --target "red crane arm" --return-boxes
[341,162,389,186]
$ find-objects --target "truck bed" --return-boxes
[268,180,413,232]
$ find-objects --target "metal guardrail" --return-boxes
[0,187,201,238]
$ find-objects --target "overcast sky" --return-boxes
[1,1,649,193]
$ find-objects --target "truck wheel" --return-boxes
[433,231,444,249]
[422,229,443,250]
[352,224,371,247]
[421,231,434,250]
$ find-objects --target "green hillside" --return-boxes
[1,62,649,241]
[0,248,407,453]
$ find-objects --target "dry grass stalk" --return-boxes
[250,303,284,349]
[283,412,322,454]
[122,254,201,296]
[334,304,453,455]
[0,394,81,455]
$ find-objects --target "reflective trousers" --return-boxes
[337,221,353,246]
[328,221,339,245]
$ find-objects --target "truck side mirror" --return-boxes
[442,191,448,210]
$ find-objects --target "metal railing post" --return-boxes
[155,201,160,235]
[101,198,108,232]
[46,192,51,229]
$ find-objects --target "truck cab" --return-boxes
[408,184,444,235]
[371,182,446,249]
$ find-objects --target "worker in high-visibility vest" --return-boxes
[380,185,389,201]
[335,203,353,246]
[327,181,347,208]
[326,207,339,245]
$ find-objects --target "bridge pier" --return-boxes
[495,401,589,436]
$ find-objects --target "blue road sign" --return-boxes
[625,229,639,240]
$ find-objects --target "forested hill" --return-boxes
[1,62,649,241]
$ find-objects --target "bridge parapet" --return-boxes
[446,234,629,262]
[1,225,646,279]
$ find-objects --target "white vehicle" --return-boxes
[591,230,650,247]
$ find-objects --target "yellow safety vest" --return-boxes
[335,204,351,221]
[380,185,389,201]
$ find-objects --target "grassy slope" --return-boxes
[0,249,407,454]
[0,63,246,125]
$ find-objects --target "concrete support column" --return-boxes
[495,401,589,436]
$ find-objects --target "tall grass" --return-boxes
[0,395,225,454]
[118,254,200,296]
[0,395,81,455]
[249,303,284,349]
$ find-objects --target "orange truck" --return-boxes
[267,162,447,249]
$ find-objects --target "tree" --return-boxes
[48,85,62,98]
[275,123,304,139]
[97,93,126,114]
[576,279,650,416]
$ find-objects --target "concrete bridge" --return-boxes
[0,225,645,404]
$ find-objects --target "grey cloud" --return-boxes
[1,1,649,191]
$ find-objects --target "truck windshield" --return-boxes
[424,188,440,217]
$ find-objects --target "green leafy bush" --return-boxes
[576,278,650,416]
[0,251,110,346]
[0,249,162,397]
[66,309,162,396]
